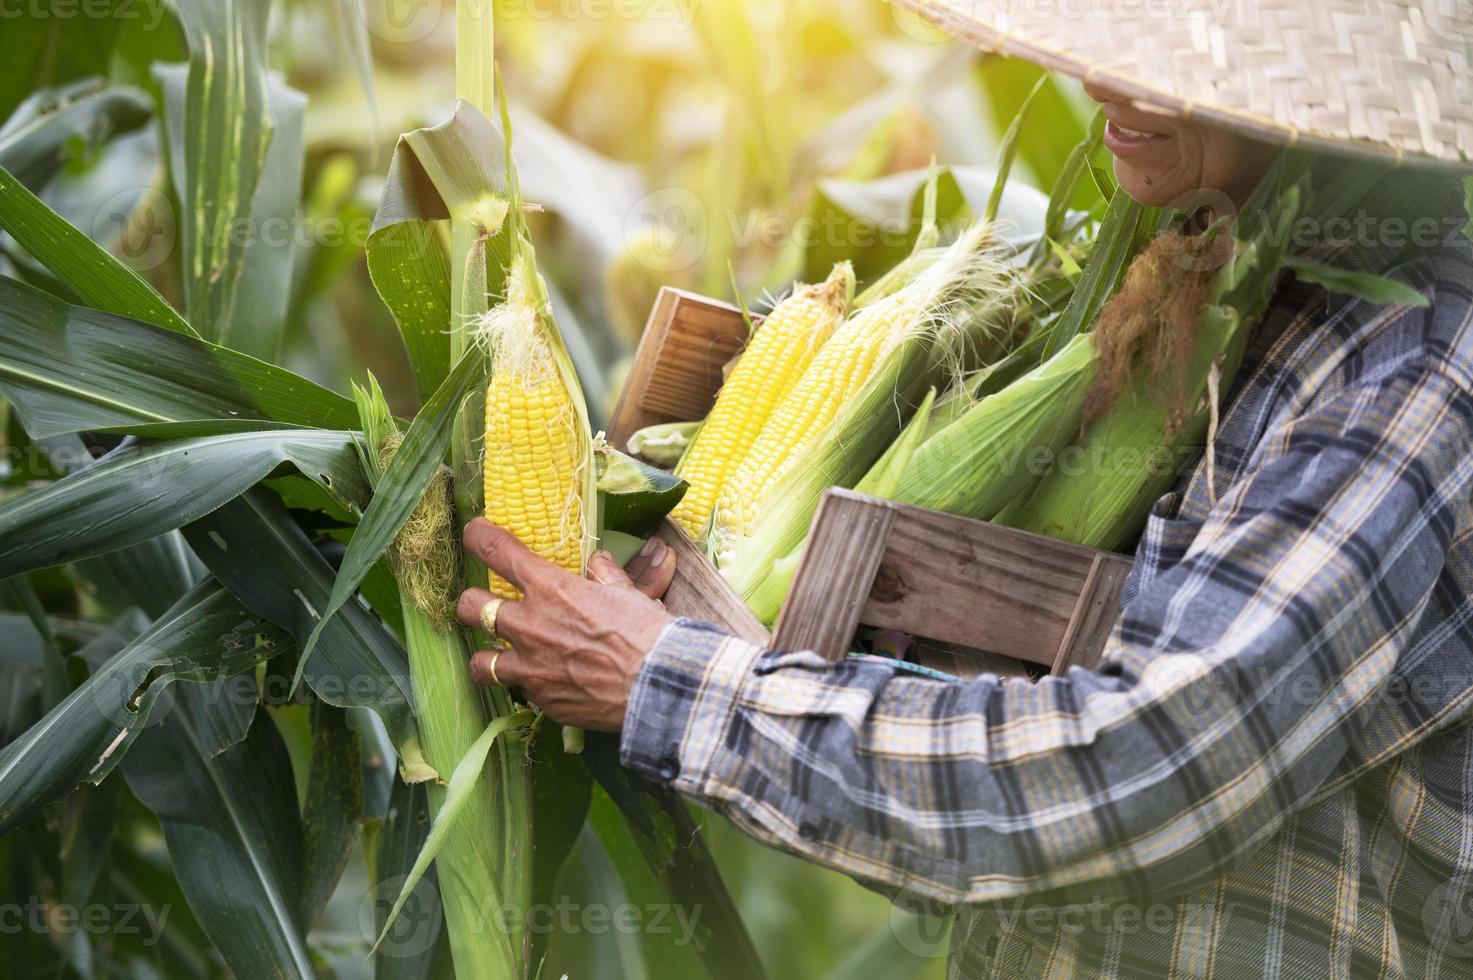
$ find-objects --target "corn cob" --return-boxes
[670,263,852,536]
[709,220,999,566]
[481,256,593,599]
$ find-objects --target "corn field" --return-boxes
[0,1,1112,978]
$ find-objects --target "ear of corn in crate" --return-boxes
[654,152,1371,636]
[669,261,854,536]
[707,218,1019,574]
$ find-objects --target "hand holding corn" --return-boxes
[457,518,676,732]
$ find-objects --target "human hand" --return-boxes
[456,519,676,732]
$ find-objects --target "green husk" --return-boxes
[627,419,703,468]
[888,332,1099,519]
[744,388,939,624]
[1004,155,1314,549]
[356,378,522,978]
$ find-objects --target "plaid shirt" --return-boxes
[621,196,1473,978]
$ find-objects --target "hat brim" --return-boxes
[891,0,1473,172]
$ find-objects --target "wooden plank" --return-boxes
[1051,554,1133,674]
[772,491,897,662]
[654,519,770,648]
[859,495,1097,667]
[607,288,750,450]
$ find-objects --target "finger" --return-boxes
[587,550,635,589]
[463,518,555,595]
[626,537,676,600]
[469,648,528,689]
[455,587,498,630]
[455,588,529,648]
[622,535,664,581]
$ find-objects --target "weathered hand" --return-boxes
[456,518,676,732]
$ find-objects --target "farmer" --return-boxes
[458,1,1473,976]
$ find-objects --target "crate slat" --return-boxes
[1051,554,1132,672]
[654,519,770,647]
[607,288,751,450]
[770,490,897,662]
[774,488,1130,675]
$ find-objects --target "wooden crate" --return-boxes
[612,288,1132,677]
[771,489,1133,676]
[608,288,756,451]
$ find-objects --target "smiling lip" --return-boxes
[1103,118,1172,159]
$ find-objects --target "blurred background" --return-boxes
[3,0,1101,975]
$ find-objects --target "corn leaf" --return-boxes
[984,74,1048,224]
[183,490,418,748]
[1042,120,1104,247]
[1284,254,1430,309]
[0,166,192,335]
[0,581,290,834]
[802,168,966,285]
[42,432,206,618]
[0,429,369,578]
[226,77,308,363]
[366,222,453,401]
[0,81,152,191]
[4,576,68,712]
[332,0,378,147]
[0,0,130,121]
[528,722,595,969]
[596,444,689,538]
[854,387,937,499]
[975,56,1088,194]
[153,0,274,341]
[0,277,357,438]
[301,704,364,929]
[122,685,315,980]
[373,710,532,956]
[586,787,711,979]
[1041,190,1149,358]
[582,734,768,980]
[295,348,484,690]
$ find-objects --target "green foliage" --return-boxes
[0,2,1111,976]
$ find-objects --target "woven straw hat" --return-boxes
[892,0,1473,170]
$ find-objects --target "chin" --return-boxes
[1112,159,1190,208]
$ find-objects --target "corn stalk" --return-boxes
[357,381,521,977]
[448,12,536,975]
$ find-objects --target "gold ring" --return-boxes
[487,650,503,687]
[479,597,503,640]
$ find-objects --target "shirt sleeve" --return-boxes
[620,348,1473,907]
